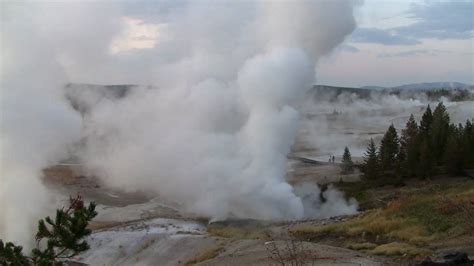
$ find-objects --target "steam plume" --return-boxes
[0,1,120,246]
[1,0,360,245]
[77,1,359,221]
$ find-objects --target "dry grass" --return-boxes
[344,242,377,250]
[290,178,474,256]
[135,238,156,254]
[207,226,269,240]
[290,209,424,242]
[291,203,447,244]
[88,220,123,230]
[184,245,225,265]
[370,242,431,257]
[42,165,77,185]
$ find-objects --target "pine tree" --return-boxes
[417,105,435,178]
[420,105,433,134]
[0,195,97,265]
[430,102,450,165]
[399,114,419,177]
[444,124,464,176]
[418,138,435,178]
[341,146,354,174]
[462,120,474,169]
[0,241,29,265]
[362,138,379,180]
[379,124,400,172]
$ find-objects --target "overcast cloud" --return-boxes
[318,0,473,87]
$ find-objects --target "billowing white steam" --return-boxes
[0,3,83,245]
[294,183,358,219]
[298,89,474,159]
[1,0,359,244]
[77,1,359,221]
[0,1,121,246]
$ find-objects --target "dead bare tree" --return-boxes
[264,234,318,266]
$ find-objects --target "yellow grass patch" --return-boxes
[207,226,269,240]
[88,220,123,230]
[344,242,377,250]
[293,180,474,242]
[290,209,413,240]
[370,242,431,257]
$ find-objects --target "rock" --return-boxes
[419,252,473,266]
[443,252,472,265]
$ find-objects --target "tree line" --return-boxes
[361,102,474,181]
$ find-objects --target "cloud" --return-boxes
[394,1,474,40]
[338,44,360,53]
[351,27,420,45]
[110,17,162,54]
[350,1,473,46]
[377,49,434,58]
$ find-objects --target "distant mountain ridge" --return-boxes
[361,82,472,91]
[63,82,473,116]
[310,83,474,103]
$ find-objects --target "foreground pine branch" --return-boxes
[0,195,97,265]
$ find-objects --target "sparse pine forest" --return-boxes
[360,102,474,181]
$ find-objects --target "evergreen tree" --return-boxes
[399,114,419,177]
[420,105,433,134]
[379,124,400,172]
[0,195,97,265]
[341,146,354,174]
[417,105,435,178]
[430,102,450,165]
[444,124,464,176]
[0,241,29,265]
[362,138,379,180]
[462,120,474,169]
[418,138,435,178]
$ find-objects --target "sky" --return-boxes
[3,0,471,88]
[110,0,473,87]
[317,0,474,87]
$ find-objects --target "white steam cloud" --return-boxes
[77,1,359,221]
[0,1,121,246]
[0,2,87,245]
[298,89,474,160]
[1,0,360,245]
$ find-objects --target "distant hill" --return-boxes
[362,82,473,91]
[64,82,474,116]
[310,83,474,102]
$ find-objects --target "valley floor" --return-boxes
[43,160,474,265]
